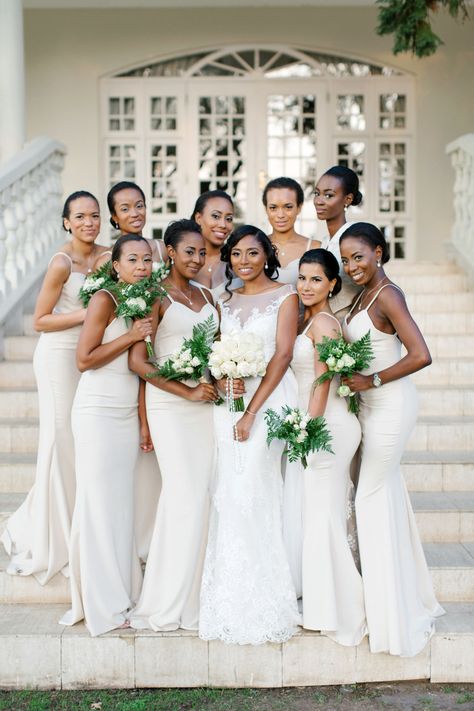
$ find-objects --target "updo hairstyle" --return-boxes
[62,190,99,232]
[340,222,390,264]
[110,233,151,281]
[299,249,342,296]
[107,181,146,229]
[190,190,234,220]
[323,166,363,207]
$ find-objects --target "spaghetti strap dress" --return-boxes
[1,252,83,584]
[277,236,313,286]
[284,313,367,645]
[60,290,143,636]
[130,288,218,631]
[343,284,444,657]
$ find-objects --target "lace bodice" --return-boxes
[219,283,296,361]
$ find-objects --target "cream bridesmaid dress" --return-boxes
[344,284,444,657]
[283,313,367,646]
[276,237,314,286]
[319,223,362,319]
[1,252,83,584]
[60,290,142,636]
[130,288,218,632]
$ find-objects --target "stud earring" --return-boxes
[265,262,268,269]
[67,228,72,235]
[113,221,119,230]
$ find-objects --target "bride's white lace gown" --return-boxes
[199,283,301,645]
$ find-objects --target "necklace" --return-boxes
[169,282,194,306]
[272,240,288,257]
[71,247,97,274]
[358,276,388,310]
[206,254,221,274]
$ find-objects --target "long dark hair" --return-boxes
[221,224,280,299]
[299,249,342,297]
[340,222,390,264]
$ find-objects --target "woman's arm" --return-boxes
[235,292,299,440]
[76,291,152,372]
[92,249,112,270]
[128,300,217,402]
[343,286,431,392]
[33,255,86,332]
[138,379,154,452]
[306,316,340,418]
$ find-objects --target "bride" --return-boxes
[199,225,301,645]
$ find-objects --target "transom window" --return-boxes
[102,45,414,258]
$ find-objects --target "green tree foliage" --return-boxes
[376,0,470,57]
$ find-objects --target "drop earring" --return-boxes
[116,271,120,279]
[113,221,119,230]
[376,259,382,268]
[265,262,268,269]
[329,291,333,298]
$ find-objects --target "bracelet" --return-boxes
[245,408,257,416]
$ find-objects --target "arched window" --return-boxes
[102,45,413,258]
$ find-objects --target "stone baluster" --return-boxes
[13,182,27,278]
[0,192,8,297]
[23,172,37,268]
[3,185,20,290]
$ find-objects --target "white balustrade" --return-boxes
[0,136,66,304]
[446,134,474,273]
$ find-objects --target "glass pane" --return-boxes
[166,96,177,114]
[336,94,366,131]
[151,118,162,130]
[109,98,120,115]
[109,119,120,131]
[124,119,134,130]
[199,97,212,114]
[151,97,162,114]
[124,98,135,115]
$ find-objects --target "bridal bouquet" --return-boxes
[315,331,374,414]
[264,406,333,468]
[78,261,115,307]
[148,314,217,382]
[209,331,267,412]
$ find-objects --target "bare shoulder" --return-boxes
[46,252,72,279]
[311,312,341,341]
[377,282,407,308]
[309,239,321,250]
[201,286,215,306]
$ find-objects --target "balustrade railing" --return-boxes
[0,137,66,308]
[446,133,474,279]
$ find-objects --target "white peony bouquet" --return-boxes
[115,278,165,360]
[209,331,267,411]
[78,261,115,307]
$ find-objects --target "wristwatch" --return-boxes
[372,372,382,388]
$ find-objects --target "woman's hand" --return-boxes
[216,377,246,398]
[341,373,373,392]
[76,307,87,324]
[187,382,219,402]
[140,421,154,453]
[234,411,255,442]
[131,317,153,343]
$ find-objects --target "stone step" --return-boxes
[0,419,38,453]
[0,453,36,493]
[415,313,474,335]
[402,451,474,492]
[412,359,474,385]
[407,417,474,452]
[0,362,35,388]
[0,601,471,688]
[0,540,472,606]
[385,261,460,275]
[1,490,471,546]
[423,335,474,358]
[2,385,473,420]
[394,274,466,294]
[407,292,474,313]
[410,492,474,543]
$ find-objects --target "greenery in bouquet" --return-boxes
[264,406,333,469]
[78,261,115,307]
[315,331,374,414]
[209,332,267,412]
[147,314,217,383]
[114,277,166,360]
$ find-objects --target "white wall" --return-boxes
[24,6,474,257]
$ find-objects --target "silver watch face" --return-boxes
[373,373,382,388]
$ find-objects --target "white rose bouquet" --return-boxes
[264,406,333,468]
[148,314,217,382]
[209,331,267,411]
[151,260,170,283]
[78,261,115,307]
[315,331,374,413]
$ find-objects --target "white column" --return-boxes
[0,0,26,163]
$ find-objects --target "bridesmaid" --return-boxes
[107,180,162,561]
[191,189,240,299]
[129,219,218,632]
[283,249,367,646]
[340,222,444,657]
[107,181,166,263]
[1,191,108,584]
[313,166,363,319]
[60,234,153,636]
[263,177,318,285]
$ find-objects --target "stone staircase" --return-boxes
[0,261,473,688]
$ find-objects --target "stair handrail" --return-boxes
[0,137,66,337]
[446,133,474,283]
